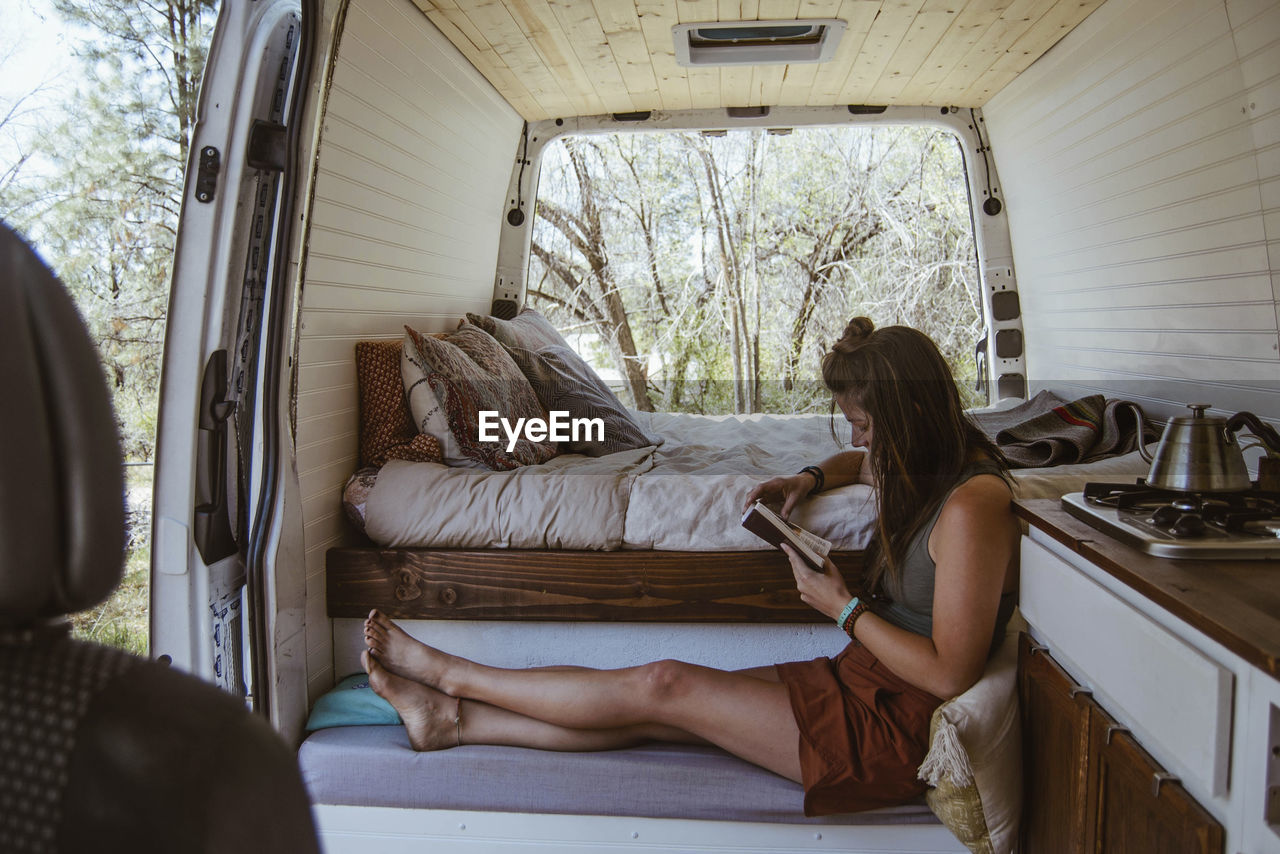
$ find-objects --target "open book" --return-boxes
[741,501,832,571]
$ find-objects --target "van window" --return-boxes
[528,126,983,415]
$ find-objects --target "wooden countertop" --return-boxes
[1015,499,1280,680]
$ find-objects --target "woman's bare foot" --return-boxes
[363,609,453,689]
[363,650,462,752]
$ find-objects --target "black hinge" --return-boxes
[195,146,220,203]
[246,120,288,172]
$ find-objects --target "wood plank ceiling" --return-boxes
[410,0,1107,121]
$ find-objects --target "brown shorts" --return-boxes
[775,642,942,817]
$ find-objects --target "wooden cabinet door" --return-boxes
[1086,703,1224,854]
[1019,633,1093,854]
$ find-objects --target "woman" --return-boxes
[362,317,1020,816]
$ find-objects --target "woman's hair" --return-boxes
[822,317,1008,594]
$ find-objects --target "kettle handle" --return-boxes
[1226,412,1280,454]
[1123,401,1153,463]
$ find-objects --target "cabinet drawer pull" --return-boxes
[1105,724,1130,745]
[1152,771,1180,797]
[1069,685,1093,699]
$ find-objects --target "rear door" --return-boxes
[151,0,311,719]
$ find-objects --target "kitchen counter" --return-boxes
[1015,498,1280,680]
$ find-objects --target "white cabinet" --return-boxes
[1020,528,1280,853]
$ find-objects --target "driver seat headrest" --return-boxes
[0,223,125,626]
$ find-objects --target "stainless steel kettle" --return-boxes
[1131,404,1280,492]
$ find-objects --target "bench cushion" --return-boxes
[299,726,940,825]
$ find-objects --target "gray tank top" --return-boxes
[873,460,1017,642]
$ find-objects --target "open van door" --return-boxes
[152,0,312,724]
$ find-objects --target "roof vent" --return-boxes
[673,19,846,67]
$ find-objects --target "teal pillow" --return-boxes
[305,673,401,731]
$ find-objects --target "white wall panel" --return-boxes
[295,0,522,699]
[983,0,1280,437]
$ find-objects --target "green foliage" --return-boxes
[2,0,216,653]
[71,543,151,656]
[68,463,154,655]
[529,126,986,415]
[2,0,215,463]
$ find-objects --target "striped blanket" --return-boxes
[969,390,1155,468]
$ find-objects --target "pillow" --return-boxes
[508,344,657,456]
[400,337,485,469]
[917,622,1022,854]
[305,673,401,731]
[468,307,656,456]
[354,340,443,468]
[403,324,557,470]
[466,306,570,352]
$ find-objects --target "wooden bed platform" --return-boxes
[327,548,866,623]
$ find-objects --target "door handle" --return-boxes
[194,350,238,564]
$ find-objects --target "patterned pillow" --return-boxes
[400,337,484,469]
[511,345,657,456]
[917,625,1022,854]
[466,307,570,352]
[403,324,557,470]
[354,341,442,468]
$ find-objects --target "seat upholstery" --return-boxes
[0,223,320,854]
[301,726,940,825]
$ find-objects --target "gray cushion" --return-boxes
[466,307,572,352]
[468,308,656,456]
[299,726,939,825]
[509,345,658,455]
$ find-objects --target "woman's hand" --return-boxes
[781,544,853,621]
[742,473,814,520]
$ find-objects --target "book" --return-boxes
[740,501,832,571]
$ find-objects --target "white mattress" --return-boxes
[356,411,1151,551]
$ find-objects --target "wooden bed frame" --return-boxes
[327,547,866,622]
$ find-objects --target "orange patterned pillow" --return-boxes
[355,340,442,468]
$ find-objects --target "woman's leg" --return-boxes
[366,652,704,752]
[364,611,802,782]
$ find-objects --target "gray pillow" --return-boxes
[510,344,658,456]
[466,307,569,352]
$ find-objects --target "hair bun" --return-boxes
[833,317,875,353]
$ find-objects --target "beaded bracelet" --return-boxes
[840,601,870,638]
[799,465,825,495]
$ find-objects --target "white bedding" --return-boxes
[357,411,1151,551]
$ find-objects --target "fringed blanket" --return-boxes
[970,390,1156,468]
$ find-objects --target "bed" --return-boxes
[333,316,1152,624]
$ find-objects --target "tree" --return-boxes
[530,137,656,411]
[2,0,217,462]
[528,125,985,416]
[0,0,216,654]
[0,84,44,202]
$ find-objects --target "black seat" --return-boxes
[0,223,320,854]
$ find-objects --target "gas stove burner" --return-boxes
[1171,496,1201,513]
[1063,482,1280,559]
[1081,481,1277,512]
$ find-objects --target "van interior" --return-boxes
[149,0,1280,851]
